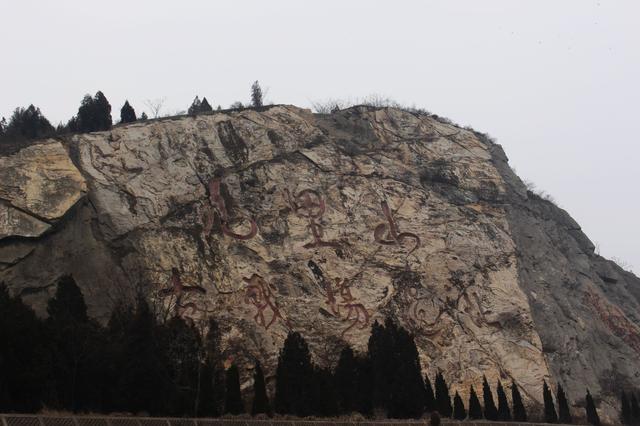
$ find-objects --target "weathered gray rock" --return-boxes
[0,105,637,421]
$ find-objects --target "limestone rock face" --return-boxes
[1,106,638,420]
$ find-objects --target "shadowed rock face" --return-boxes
[0,105,638,420]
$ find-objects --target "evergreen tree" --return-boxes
[630,393,640,424]
[585,389,600,426]
[0,283,49,413]
[274,331,314,416]
[469,385,483,420]
[200,97,213,112]
[47,275,89,323]
[140,112,148,121]
[354,355,374,417]
[224,364,244,415]
[76,91,112,132]
[543,381,558,423]
[251,360,271,416]
[312,367,338,417]
[335,347,357,414]
[621,392,632,425]
[120,100,137,123]
[251,80,263,107]
[435,372,453,417]
[453,391,467,420]
[188,96,202,115]
[557,384,572,424]
[387,324,425,419]
[497,380,511,421]
[425,374,436,413]
[1,105,54,141]
[202,317,224,415]
[511,381,527,422]
[483,376,499,420]
[368,319,394,409]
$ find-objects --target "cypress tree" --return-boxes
[200,97,213,112]
[368,319,394,409]
[453,391,467,420]
[335,347,357,414]
[435,372,452,417]
[469,385,483,419]
[511,381,527,422]
[251,360,270,416]
[188,96,202,115]
[312,366,338,417]
[76,91,112,132]
[543,381,558,423]
[425,374,436,413]
[630,393,640,423]
[251,81,263,107]
[2,105,54,141]
[224,364,244,414]
[274,331,314,416]
[387,325,425,419]
[585,389,600,426]
[483,376,499,420]
[621,391,631,424]
[140,112,148,121]
[497,380,511,421]
[120,100,137,123]
[354,355,374,417]
[557,384,572,424]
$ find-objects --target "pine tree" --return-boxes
[511,381,527,422]
[387,325,425,419]
[274,331,314,416]
[543,381,558,423]
[251,360,271,416]
[140,112,148,121]
[47,275,89,323]
[312,366,338,417]
[76,91,112,132]
[354,355,374,417]
[2,105,54,141]
[469,385,483,419]
[453,391,467,420]
[368,318,394,409]
[425,374,436,413]
[630,393,640,424]
[335,347,357,414]
[483,376,499,420]
[224,364,244,414]
[120,100,137,123]
[585,390,600,426]
[621,392,632,424]
[251,80,263,107]
[434,372,453,417]
[557,384,572,424]
[200,97,213,112]
[497,380,511,421]
[188,96,202,115]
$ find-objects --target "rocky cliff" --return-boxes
[1,105,638,420]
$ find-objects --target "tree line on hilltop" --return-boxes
[0,81,266,150]
[1,276,626,423]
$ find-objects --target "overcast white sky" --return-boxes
[1,0,639,271]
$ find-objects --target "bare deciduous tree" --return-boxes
[144,97,166,118]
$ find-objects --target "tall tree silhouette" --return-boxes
[120,100,137,123]
[543,381,558,423]
[188,96,202,115]
[251,81,263,107]
[468,385,483,419]
[424,374,436,413]
[585,390,600,426]
[435,372,452,417]
[368,319,394,409]
[511,382,527,422]
[335,347,357,414]
[630,393,639,424]
[200,97,213,112]
[354,355,373,417]
[621,392,632,424]
[312,367,338,417]
[453,391,467,420]
[2,105,54,141]
[224,364,244,414]
[496,380,511,421]
[75,91,112,132]
[274,331,314,416]
[251,360,270,416]
[482,376,498,420]
[557,384,572,424]
[387,324,425,419]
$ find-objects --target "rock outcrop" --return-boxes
[1,105,638,420]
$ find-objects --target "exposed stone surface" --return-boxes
[0,106,638,421]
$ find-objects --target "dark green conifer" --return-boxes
[543,381,558,423]
[251,80,263,107]
[557,384,572,424]
[453,391,467,420]
[630,393,640,423]
[274,331,314,416]
[224,364,244,414]
[585,389,600,426]
[497,380,511,421]
[469,385,483,419]
[200,97,213,112]
[483,376,499,420]
[335,347,357,414]
[425,374,436,412]
[621,391,631,424]
[188,96,201,115]
[511,381,527,422]
[435,372,452,417]
[251,360,270,416]
[120,100,137,123]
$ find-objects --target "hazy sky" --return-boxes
[2,0,639,271]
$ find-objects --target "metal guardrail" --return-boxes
[0,415,573,426]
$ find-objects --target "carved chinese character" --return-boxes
[243,274,290,330]
[203,177,257,240]
[158,268,207,318]
[374,200,420,254]
[286,188,340,249]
